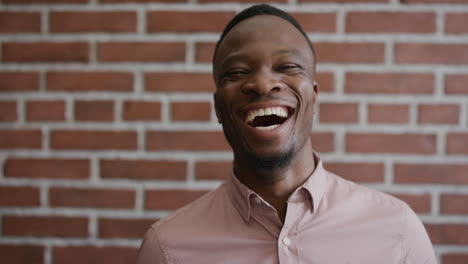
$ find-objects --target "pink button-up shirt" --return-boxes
[138,157,436,264]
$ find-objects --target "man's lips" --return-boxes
[241,105,295,131]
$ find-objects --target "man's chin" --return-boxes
[240,146,295,172]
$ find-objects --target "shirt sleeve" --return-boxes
[137,226,168,264]
[401,205,437,264]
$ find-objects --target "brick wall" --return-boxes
[0,0,467,263]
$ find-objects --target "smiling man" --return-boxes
[138,5,436,264]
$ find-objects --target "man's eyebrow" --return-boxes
[219,53,249,71]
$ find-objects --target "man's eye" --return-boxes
[278,64,301,72]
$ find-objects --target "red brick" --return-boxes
[442,254,468,264]
[316,72,334,93]
[0,12,41,33]
[445,13,468,34]
[324,162,384,183]
[315,42,385,63]
[145,190,208,210]
[425,224,468,245]
[98,218,155,238]
[146,131,230,151]
[345,73,434,94]
[3,42,89,63]
[447,133,468,154]
[100,160,186,180]
[200,0,286,2]
[0,72,39,92]
[0,245,44,264]
[145,72,215,92]
[346,133,436,154]
[5,158,90,179]
[53,246,137,264]
[346,12,435,33]
[148,11,234,33]
[319,103,358,123]
[171,102,211,121]
[0,129,41,149]
[27,100,65,121]
[394,163,468,184]
[0,101,17,121]
[401,0,468,3]
[3,216,88,237]
[195,161,231,180]
[122,101,161,121]
[0,186,40,207]
[50,11,136,33]
[195,42,215,63]
[4,0,87,3]
[75,100,114,121]
[291,12,336,32]
[418,104,459,124]
[98,42,185,62]
[47,72,133,92]
[368,104,409,123]
[441,194,468,215]
[445,74,468,94]
[395,43,468,64]
[300,0,387,2]
[51,130,137,150]
[50,187,135,208]
[311,132,334,152]
[102,0,185,2]
[390,193,431,214]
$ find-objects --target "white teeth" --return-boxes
[256,124,279,130]
[245,106,288,123]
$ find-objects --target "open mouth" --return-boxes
[244,106,292,130]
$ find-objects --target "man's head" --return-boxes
[213,5,318,171]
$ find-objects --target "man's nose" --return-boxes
[241,70,283,96]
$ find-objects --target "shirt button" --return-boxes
[282,237,291,246]
[254,197,261,205]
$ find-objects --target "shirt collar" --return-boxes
[226,153,329,222]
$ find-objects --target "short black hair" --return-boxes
[213,4,315,66]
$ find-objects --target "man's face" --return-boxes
[214,15,317,167]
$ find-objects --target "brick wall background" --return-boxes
[0,0,467,263]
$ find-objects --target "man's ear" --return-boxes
[313,81,319,113]
[213,93,222,124]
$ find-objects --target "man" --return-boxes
[138,5,436,264]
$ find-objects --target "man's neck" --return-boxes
[233,142,316,223]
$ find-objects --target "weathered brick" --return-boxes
[195,161,231,180]
[301,0,387,2]
[3,216,88,237]
[3,42,89,63]
[324,162,384,183]
[53,246,138,264]
[319,103,358,123]
[100,160,186,180]
[122,101,161,121]
[316,72,334,93]
[147,11,234,33]
[0,72,39,92]
[394,163,468,184]
[47,72,134,92]
[446,133,468,154]
[442,254,468,264]
[51,130,137,150]
[145,190,208,210]
[292,12,336,32]
[171,102,211,121]
[311,132,334,153]
[441,194,468,215]
[98,42,185,62]
[75,100,114,121]
[27,100,65,121]
[315,42,385,63]
[368,104,409,123]
[195,42,215,63]
[0,12,41,33]
[401,0,468,3]
[49,187,135,208]
[146,131,230,151]
[445,74,468,95]
[445,13,468,34]
[395,43,468,64]
[0,101,17,121]
[390,193,431,214]
[425,223,468,245]
[0,245,44,264]
[0,129,41,149]
[345,73,434,94]
[145,72,215,92]
[4,0,87,3]
[346,133,436,154]
[50,11,136,33]
[0,186,40,207]
[418,104,459,124]
[101,0,184,2]
[346,12,435,33]
[5,158,90,179]
[98,218,155,238]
